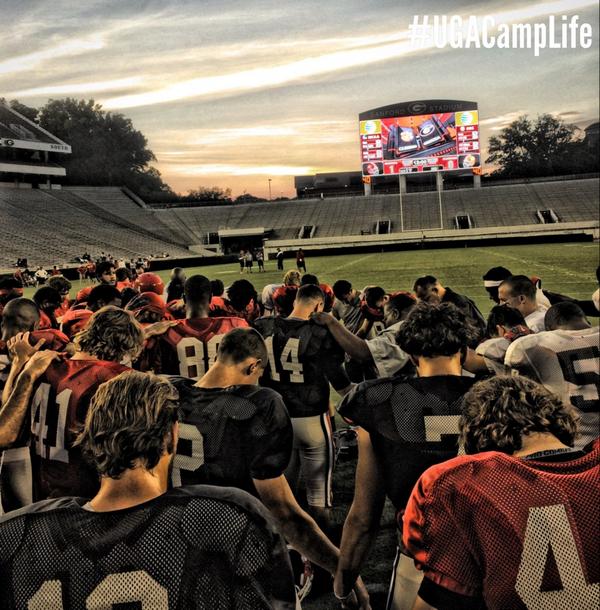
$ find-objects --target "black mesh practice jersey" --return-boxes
[338,375,476,511]
[171,378,293,495]
[0,486,298,610]
[254,316,350,418]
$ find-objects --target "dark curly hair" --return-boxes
[396,302,476,357]
[76,371,179,478]
[228,279,257,311]
[460,376,579,455]
[74,306,144,362]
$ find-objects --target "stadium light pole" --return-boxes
[437,173,444,230]
[268,178,272,201]
[398,174,404,232]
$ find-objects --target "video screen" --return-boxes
[359,110,480,175]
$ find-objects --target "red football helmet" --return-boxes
[134,272,164,296]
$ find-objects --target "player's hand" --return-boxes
[144,320,178,338]
[352,577,371,609]
[311,312,335,326]
[20,350,60,380]
[7,332,45,364]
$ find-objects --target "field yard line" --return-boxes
[470,247,594,281]
[330,253,378,273]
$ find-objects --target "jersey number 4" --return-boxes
[516,504,598,609]
[264,336,304,383]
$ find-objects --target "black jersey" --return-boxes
[0,485,297,610]
[338,375,476,511]
[172,379,293,495]
[254,316,350,418]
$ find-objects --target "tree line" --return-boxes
[3,97,597,202]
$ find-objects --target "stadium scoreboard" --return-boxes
[359,100,479,176]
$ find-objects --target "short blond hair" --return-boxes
[283,270,300,286]
[74,306,144,362]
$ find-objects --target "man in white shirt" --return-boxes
[313,292,416,378]
[498,275,546,332]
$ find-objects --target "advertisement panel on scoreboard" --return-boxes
[360,108,479,176]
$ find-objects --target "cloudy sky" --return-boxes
[1,0,598,197]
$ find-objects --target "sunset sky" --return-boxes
[1,0,598,197]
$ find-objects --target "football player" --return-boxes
[0,298,70,512]
[1,306,144,501]
[505,301,599,448]
[464,305,532,375]
[209,278,260,323]
[403,376,598,610]
[498,275,547,332]
[170,327,368,606]
[413,275,486,344]
[137,275,248,379]
[332,280,370,337]
[255,284,353,525]
[312,292,416,379]
[262,270,300,317]
[334,302,477,610]
[134,272,165,296]
[95,261,116,285]
[32,286,62,329]
[0,370,299,609]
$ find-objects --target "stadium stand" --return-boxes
[1,178,597,270]
[152,178,598,240]
[0,187,195,270]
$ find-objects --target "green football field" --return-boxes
[23,241,599,310]
[20,241,599,609]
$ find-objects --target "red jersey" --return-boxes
[54,297,72,321]
[272,285,298,317]
[60,308,93,339]
[210,298,260,324]
[30,358,129,500]
[403,442,599,610]
[137,317,249,380]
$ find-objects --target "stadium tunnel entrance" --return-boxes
[217,227,270,254]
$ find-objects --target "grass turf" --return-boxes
[21,241,599,608]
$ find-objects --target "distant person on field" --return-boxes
[256,248,265,272]
[276,248,284,271]
[296,248,307,272]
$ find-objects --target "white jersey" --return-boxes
[524,307,546,333]
[505,327,600,447]
[475,337,511,375]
